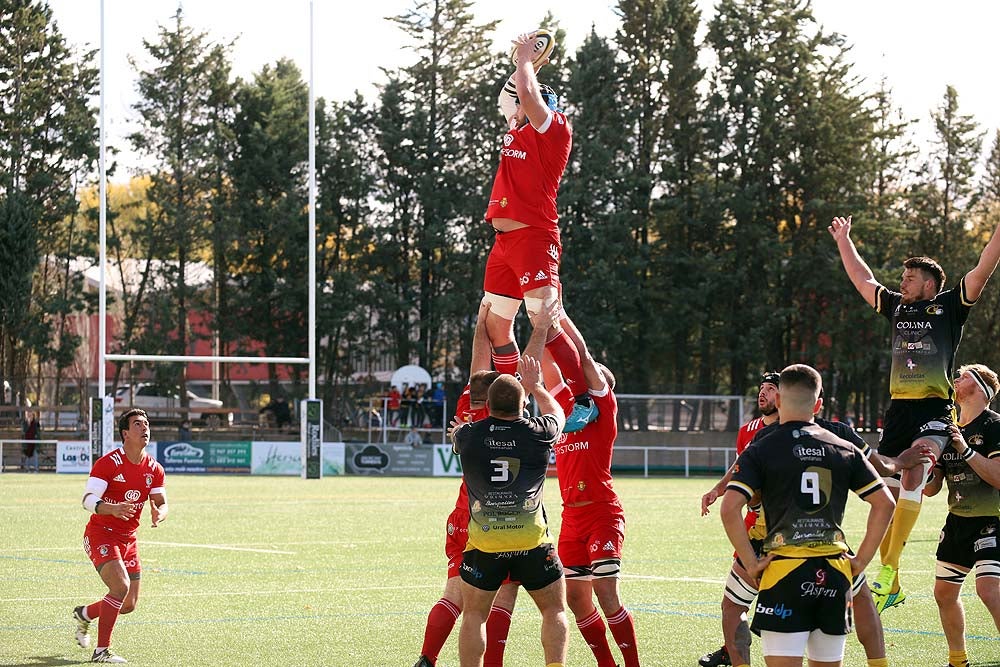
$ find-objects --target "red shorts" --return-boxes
[84,525,140,574]
[483,225,561,298]
[445,508,470,578]
[557,501,626,569]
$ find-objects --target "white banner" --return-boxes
[57,440,92,474]
[432,444,463,477]
[322,442,345,476]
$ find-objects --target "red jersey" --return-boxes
[553,385,618,505]
[452,385,490,512]
[87,448,165,537]
[736,417,769,455]
[485,111,571,229]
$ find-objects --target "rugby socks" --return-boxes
[607,606,640,667]
[948,649,969,667]
[576,608,617,667]
[868,658,889,667]
[483,605,513,667]
[544,329,587,394]
[884,497,922,573]
[420,598,460,663]
[491,343,520,376]
[83,601,101,621]
[96,594,123,649]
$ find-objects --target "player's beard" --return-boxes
[760,403,777,416]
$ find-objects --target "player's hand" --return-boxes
[827,215,852,242]
[948,423,969,455]
[532,298,562,333]
[518,354,543,392]
[512,32,538,68]
[700,488,719,516]
[107,502,137,521]
[447,417,466,442]
[149,498,164,527]
[895,442,934,470]
[746,554,774,584]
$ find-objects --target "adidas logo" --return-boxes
[602,541,615,552]
[534,270,547,281]
[113,474,126,483]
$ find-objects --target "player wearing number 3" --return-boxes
[72,408,168,664]
[720,365,894,667]
[451,356,568,667]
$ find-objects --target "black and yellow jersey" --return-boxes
[938,408,1000,518]
[454,414,561,552]
[729,421,884,557]
[875,279,975,401]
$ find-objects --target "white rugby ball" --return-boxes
[510,29,556,68]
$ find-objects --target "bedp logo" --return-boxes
[755,602,793,619]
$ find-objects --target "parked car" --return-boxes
[114,383,232,428]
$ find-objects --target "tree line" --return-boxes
[1,0,998,428]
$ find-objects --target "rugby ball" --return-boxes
[510,29,556,68]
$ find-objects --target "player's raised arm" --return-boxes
[962,221,1000,302]
[512,33,552,131]
[519,354,565,430]
[828,215,881,308]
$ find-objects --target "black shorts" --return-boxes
[937,513,1000,570]
[461,543,563,591]
[751,556,852,636]
[878,397,953,457]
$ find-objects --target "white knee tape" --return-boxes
[899,461,931,503]
[482,293,522,321]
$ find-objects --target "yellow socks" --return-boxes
[948,649,969,666]
[884,498,922,571]
[868,658,889,667]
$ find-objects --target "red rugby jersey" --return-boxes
[553,385,618,505]
[87,448,165,537]
[452,385,490,512]
[485,111,571,229]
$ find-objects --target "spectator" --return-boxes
[22,411,40,473]
[402,384,417,427]
[260,395,292,430]
[428,382,446,427]
[387,386,402,426]
[178,420,192,442]
[404,426,424,448]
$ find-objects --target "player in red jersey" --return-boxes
[72,408,167,664]
[698,372,780,667]
[415,303,521,667]
[482,32,595,434]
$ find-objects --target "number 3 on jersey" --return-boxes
[490,457,520,485]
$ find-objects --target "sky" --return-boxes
[47,0,1000,177]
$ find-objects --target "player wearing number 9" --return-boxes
[720,365,895,667]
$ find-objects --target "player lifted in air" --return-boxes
[482,30,596,433]
[829,214,1000,611]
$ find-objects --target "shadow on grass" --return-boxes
[9,657,88,666]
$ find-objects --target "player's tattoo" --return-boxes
[733,617,751,663]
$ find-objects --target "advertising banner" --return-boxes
[345,442,435,476]
[322,442,345,476]
[57,440,92,473]
[432,444,463,477]
[250,441,345,476]
[157,441,251,473]
[302,399,322,479]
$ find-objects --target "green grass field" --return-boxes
[1,473,998,666]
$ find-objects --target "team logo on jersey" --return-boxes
[523,498,538,511]
[576,480,586,491]
[520,272,530,285]
[447,522,455,536]
[500,196,508,208]
[113,474,126,483]
[547,244,559,260]
[472,500,481,513]
[906,358,917,370]
[145,474,153,487]
[503,133,514,147]
[99,545,109,557]
[124,489,141,502]
[815,569,826,585]
[969,434,984,447]
[926,304,944,315]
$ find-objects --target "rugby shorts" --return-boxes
[461,543,562,591]
[483,225,561,299]
[84,524,141,575]
[557,501,625,572]
[937,513,1000,572]
[878,397,953,457]
[445,508,470,578]
[751,555,852,636]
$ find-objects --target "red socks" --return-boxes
[576,608,617,667]
[484,605,513,667]
[420,598,460,664]
[96,594,123,649]
[545,330,586,394]
[491,347,520,376]
[607,606,639,667]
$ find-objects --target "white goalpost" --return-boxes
[91,0,321,477]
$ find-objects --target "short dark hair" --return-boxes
[118,408,148,440]
[903,256,946,292]
[778,364,822,411]
[470,370,502,404]
[487,375,524,416]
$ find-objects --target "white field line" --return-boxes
[141,541,295,554]
[0,583,439,603]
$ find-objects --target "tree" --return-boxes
[0,0,98,405]
[129,8,233,404]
